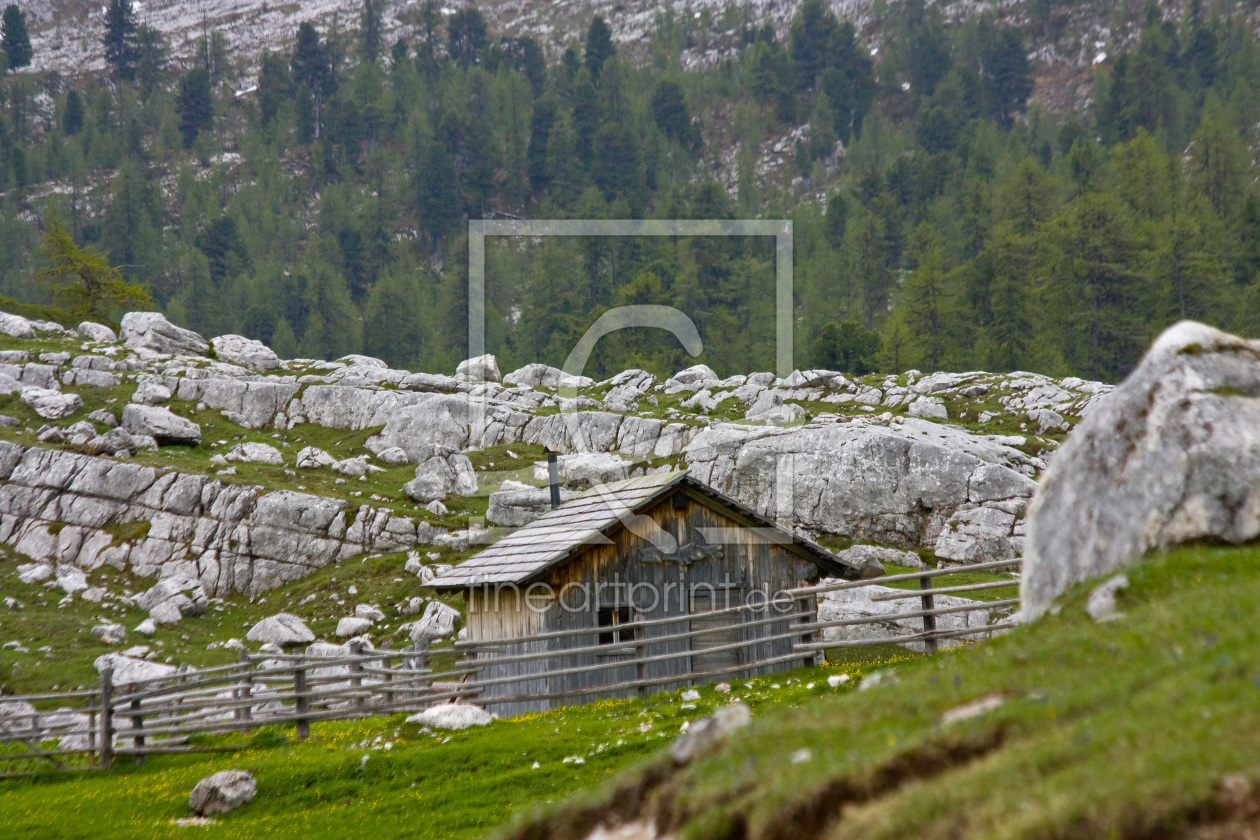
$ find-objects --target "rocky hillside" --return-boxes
[0,306,1107,692]
[26,0,1226,109]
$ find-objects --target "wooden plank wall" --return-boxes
[466,490,826,714]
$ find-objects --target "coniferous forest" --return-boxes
[1,0,1259,382]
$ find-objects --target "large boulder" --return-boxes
[94,653,180,685]
[503,363,593,390]
[531,452,631,488]
[245,613,315,646]
[405,704,494,730]
[120,312,208,356]
[121,404,202,445]
[225,442,284,466]
[455,354,501,382]
[0,312,36,339]
[77,321,117,343]
[211,335,281,370]
[1024,321,1260,618]
[20,388,82,420]
[189,770,256,816]
[409,600,459,642]
[487,480,578,526]
[685,418,1038,552]
[404,445,478,502]
[136,574,208,624]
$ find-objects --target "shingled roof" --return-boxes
[429,470,862,589]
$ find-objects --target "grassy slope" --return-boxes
[492,543,1260,840]
[0,661,902,839]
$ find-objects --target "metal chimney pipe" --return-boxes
[546,449,562,509]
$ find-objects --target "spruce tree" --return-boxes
[360,0,382,64]
[417,134,458,246]
[61,89,84,136]
[447,8,487,68]
[103,0,139,81]
[1,4,32,71]
[291,22,333,138]
[584,16,615,82]
[175,67,213,148]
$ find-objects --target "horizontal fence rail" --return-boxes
[0,561,1021,776]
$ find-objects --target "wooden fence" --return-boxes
[0,560,1019,776]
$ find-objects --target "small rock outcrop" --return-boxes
[211,335,281,370]
[404,445,478,502]
[121,404,202,445]
[487,480,578,526]
[670,702,751,764]
[246,613,315,646]
[1024,321,1260,618]
[120,312,208,357]
[189,770,256,816]
[405,704,495,730]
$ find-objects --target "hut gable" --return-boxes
[431,471,863,590]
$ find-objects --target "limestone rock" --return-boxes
[375,446,410,465]
[131,381,172,405]
[189,770,256,816]
[17,563,52,584]
[487,480,577,527]
[670,703,750,764]
[456,354,501,382]
[20,389,82,420]
[504,363,593,390]
[354,604,385,622]
[671,364,719,386]
[226,442,284,466]
[120,312,208,356]
[56,565,88,595]
[121,404,202,445]
[532,452,630,488]
[0,312,36,339]
[398,372,463,393]
[404,445,477,502]
[245,613,315,646]
[211,335,280,370]
[410,600,459,642]
[685,418,1036,549]
[91,623,126,644]
[295,446,336,469]
[833,544,919,574]
[1023,322,1260,618]
[908,397,948,420]
[136,575,208,623]
[77,322,117,343]
[87,409,118,428]
[934,504,1022,565]
[94,653,179,685]
[336,616,373,637]
[405,704,494,730]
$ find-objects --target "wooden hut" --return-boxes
[430,470,866,715]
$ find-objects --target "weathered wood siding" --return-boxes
[467,488,825,715]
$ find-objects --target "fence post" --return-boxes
[920,576,938,655]
[294,659,310,741]
[236,648,252,731]
[634,618,647,699]
[99,669,113,769]
[349,640,365,712]
[87,695,97,769]
[415,640,431,705]
[382,652,394,708]
[129,691,144,766]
